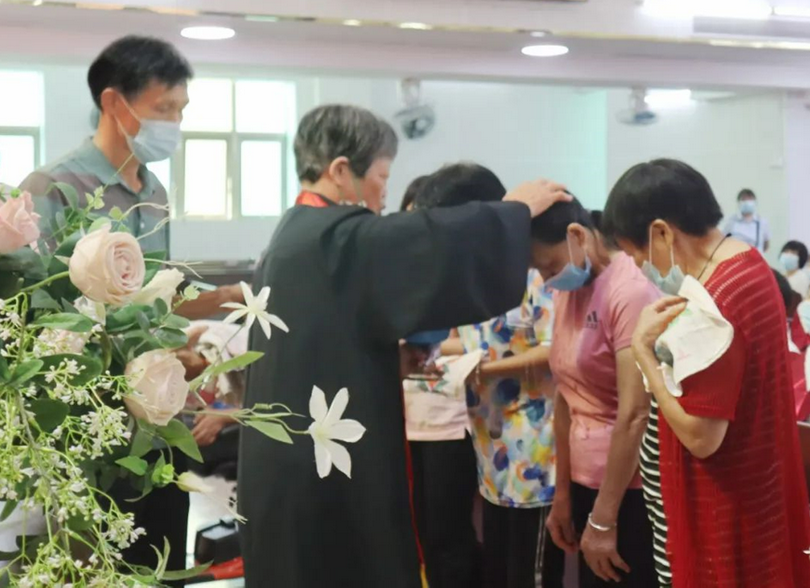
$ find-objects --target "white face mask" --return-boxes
[118,100,182,164]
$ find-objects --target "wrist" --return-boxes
[587,512,617,532]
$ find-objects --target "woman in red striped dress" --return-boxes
[602,158,810,588]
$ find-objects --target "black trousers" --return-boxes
[410,437,480,588]
[482,501,565,588]
[109,450,190,587]
[570,483,656,588]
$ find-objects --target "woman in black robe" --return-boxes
[238,104,569,588]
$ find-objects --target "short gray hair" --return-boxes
[294,104,399,183]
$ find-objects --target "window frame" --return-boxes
[0,126,42,186]
[172,78,291,220]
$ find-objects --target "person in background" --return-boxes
[780,240,810,299]
[722,188,770,253]
[536,199,658,588]
[400,175,481,588]
[773,269,810,420]
[416,163,565,588]
[239,103,571,588]
[604,158,810,588]
[19,35,243,320]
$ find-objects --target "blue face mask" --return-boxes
[119,100,182,164]
[739,200,757,216]
[642,226,685,296]
[545,238,592,292]
[781,252,800,273]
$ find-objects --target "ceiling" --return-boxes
[1,0,810,90]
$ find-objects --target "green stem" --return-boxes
[20,271,70,294]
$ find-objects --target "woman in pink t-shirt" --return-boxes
[531,200,659,587]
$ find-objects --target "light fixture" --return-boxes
[245,15,280,23]
[343,19,363,26]
[399,22,433,30]
[521,44,569,57]
[530,30,550,38]
[641,0,773,20]
[773,5,810,18]
[645,89,694,108]
[180,26,236,40]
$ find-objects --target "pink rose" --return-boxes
[125,350,189,426]
[0,192,41,254]
[69,226,145,307]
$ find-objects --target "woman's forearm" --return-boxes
[592,348,650,524]
[480,344,551,381]
[554,392,573,499]
[635,348,728,459]
[591,410,648,524]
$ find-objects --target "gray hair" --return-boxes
[294,104,399,183]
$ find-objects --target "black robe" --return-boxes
[238,200,531,588]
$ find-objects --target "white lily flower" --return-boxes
[221,281,289,340]
[308,386,366,479]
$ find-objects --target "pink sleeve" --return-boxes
[608,281,661,351]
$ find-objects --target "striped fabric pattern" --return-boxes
[639,397,672,587]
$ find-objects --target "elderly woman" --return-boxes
[602,158,810,588]
[533,198,658,587]
[238,104,571,588]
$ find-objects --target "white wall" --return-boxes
[370,81,608,213]
[606,90,787,263]
[1,57,798,263]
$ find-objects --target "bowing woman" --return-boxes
[238,104,571,588]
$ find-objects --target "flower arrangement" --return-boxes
[0,185,365,586]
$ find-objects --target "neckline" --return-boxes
[703,248,758,290]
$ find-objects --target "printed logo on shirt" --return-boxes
[585,311,599,330]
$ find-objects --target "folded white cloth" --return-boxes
[403,350,483,442]
[652,276,734,397]
[0,503,45,569]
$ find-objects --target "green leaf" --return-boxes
[156,420,203,463]
[0,500,18,523]
[35,354,103,387]
[0,356,10,383]
[53,182,80,209]
[28,398,70,433]
[106,304,153,332]
[99,464,118,491]
[130,427,156,458]
[110,206,124,221]
[66,514,94,532]
[11,360,44,385]
[154,328,187,350]
[31,289,61,310]
[88,216,112,233]
[247,421,293,444]
[0,247,47,281]
[190,351,264,391]
[0,272,22,299]
[32,312,93,333]
[161,562,212,581]
[136,310,152,331]
[154,297,169,317]
[164,314,190,330]
[116,455,149,476]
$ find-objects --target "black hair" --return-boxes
[88,36,193,110]
[413,163,505,209]
[295,104,399,183]
[738,188,756,201]
[590,210,603,231]
[782,240,809,269]
[530,198,593,244]
[773,268,800,317]
[401,175,429,212]
[602,159,724,247]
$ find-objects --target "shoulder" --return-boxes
[605,254,659,307]
[706,250,773,314]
